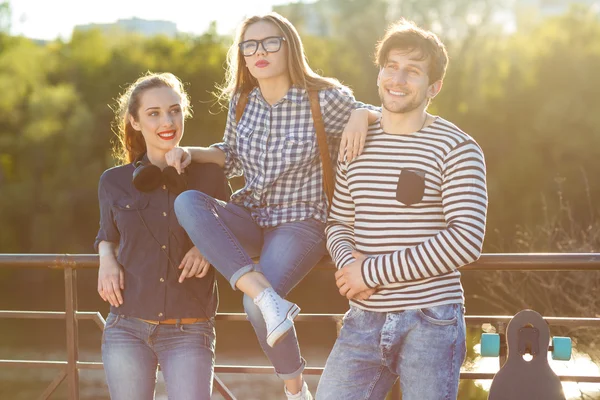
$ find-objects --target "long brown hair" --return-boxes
[112,72,191,165]
[217,12,347,103]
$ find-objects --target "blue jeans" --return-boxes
[174,190,327,379]
[102,313,215,400]
[316,304,466,400]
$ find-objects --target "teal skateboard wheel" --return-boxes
[551,337,572,361]
[481,333,500,357]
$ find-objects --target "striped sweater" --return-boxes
[326,117,488,312]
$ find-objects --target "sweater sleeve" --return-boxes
[325,158,357,269]
[361,140,488,287]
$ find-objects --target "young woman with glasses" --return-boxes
[166,12,378,400]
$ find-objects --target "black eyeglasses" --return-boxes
[239,36,286,57]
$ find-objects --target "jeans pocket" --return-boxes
[104,313,121,330]
[343,306,362,322]
[418,304,458,326]
[179,322,215,350]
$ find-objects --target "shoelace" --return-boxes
[260,291,281,323]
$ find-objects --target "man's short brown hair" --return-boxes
[375,19,448,84]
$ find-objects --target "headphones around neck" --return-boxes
[132,154,187,195]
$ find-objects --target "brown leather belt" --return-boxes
[138,317,208,325]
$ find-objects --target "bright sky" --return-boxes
[9,0,303,40]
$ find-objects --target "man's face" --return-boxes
[377,49,438,114]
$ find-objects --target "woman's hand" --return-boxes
[165,147,192,174]
[98,254,125,307]
[178,246,211,282]
[339,109,370,162]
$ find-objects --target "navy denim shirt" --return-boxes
[94,161,230,321]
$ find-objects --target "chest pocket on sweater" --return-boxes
[396,169,426,206]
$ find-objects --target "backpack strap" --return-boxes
[235,88,251,123]
[308,89,334,209]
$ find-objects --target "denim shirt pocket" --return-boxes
[111,196,150,258]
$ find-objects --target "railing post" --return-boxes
[64,265,80,400]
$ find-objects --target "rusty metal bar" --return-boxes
[466,315,600,327]
[461,253,600,271]
[211,366,600,383]
[0,311,104,320]
[38,370,67,400]
[90,311,106,330]
[2,360,600,383]
[216,313,600,327]
[6,311,598,328]
[459,372,600,383]
[2,253,600,271]
[0,254,98,269]
[214,375,237,400]
[64,266,80,400]
[0,360,68,368]
[5,311,599,328]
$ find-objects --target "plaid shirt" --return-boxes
[212,86,365,228]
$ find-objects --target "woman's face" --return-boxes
[130,86,185,154]
[241,20,289,83]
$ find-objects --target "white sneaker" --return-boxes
[254,287,300,347]
[284,381,312,400]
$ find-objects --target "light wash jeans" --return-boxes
[101,313,215,400]
[316,303,466,400]
[174,190,327,379]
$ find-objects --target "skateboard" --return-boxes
[480,309,572,400]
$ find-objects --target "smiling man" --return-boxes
[316,20,488,400]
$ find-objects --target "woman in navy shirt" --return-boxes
[94,72,229,400]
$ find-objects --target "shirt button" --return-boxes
[125,204,130,209]
[161,245,166,249]
[160,278,165,282]
[162,185,166,190]
[162,212,167,217]
[158,312,163,317]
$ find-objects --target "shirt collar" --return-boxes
[247,86,307,105]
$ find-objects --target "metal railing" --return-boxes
[1,253,600,399]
